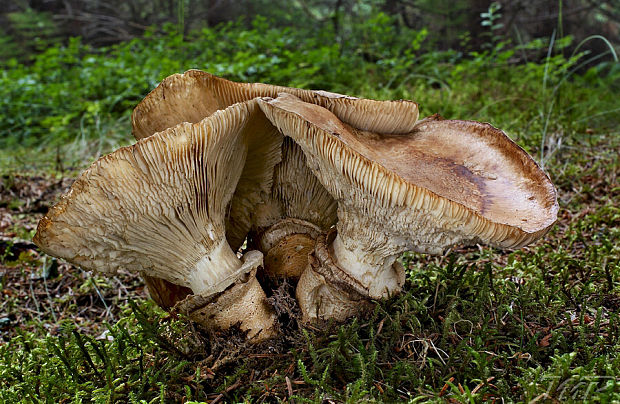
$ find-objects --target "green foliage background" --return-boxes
[1,12,618,168]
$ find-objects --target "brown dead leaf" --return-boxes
[539,333,552,347]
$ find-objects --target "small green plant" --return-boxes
[480,2,504,49]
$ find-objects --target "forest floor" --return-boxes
[1,127,618,402]
[0,173,146,341]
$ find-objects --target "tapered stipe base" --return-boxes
[296,231,376,323]
[174,251,277,341]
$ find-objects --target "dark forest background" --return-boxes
[2,0,619,62]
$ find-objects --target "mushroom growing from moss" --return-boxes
[34,100,280,340]
[258,94,559,322]
[131,69,419,288]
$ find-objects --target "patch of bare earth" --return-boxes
[0,174,147,341]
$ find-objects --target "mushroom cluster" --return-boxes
[34,70,558,340]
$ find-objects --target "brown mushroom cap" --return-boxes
[259,93,558,317]
[132,69,419,141]
[34,100,280,338]
[35,100,279,291]
[260,94,558,252]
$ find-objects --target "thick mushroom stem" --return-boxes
[138,237,278,339]
[296,231,379,322]
[296,230,405,322]
[295,203,409,322]
[331,234,405,299]
[181,242,279,340]
[188,238,246,295]
[176,250,277,340]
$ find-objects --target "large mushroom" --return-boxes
[258,94,559,322]
[130,70,419,292]
[34,100,280,340]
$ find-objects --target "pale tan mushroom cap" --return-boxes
[252,138,337,231]
[224,113,283,250]
[135,70,403,248]
[130,70,417,234]
[258,94,559,254]
[34,100,281,292]
[131,69,420,140]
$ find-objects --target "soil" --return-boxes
[0,173,148,341]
